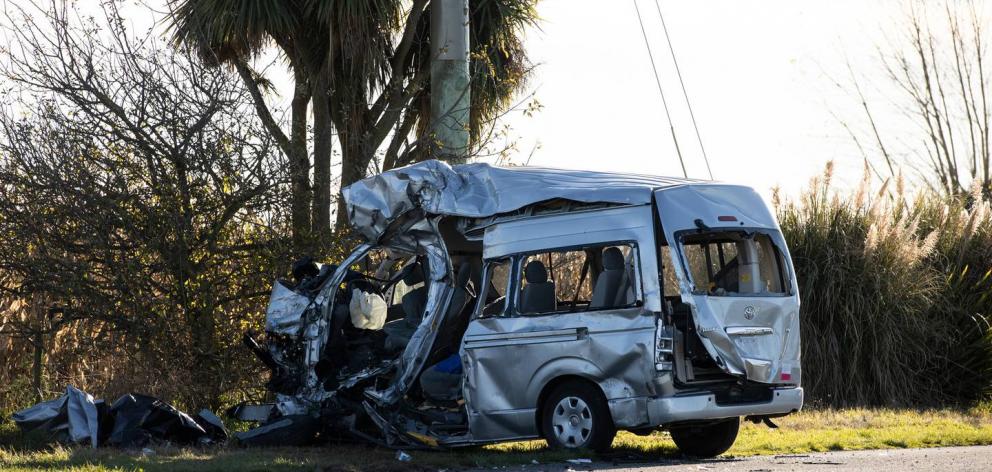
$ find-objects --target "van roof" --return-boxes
[343,159,709,241]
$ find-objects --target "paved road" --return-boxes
[497,446,992,471]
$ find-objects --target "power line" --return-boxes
[632,0,687,179]
[653,0,714,180]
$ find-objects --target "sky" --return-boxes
[504,0,906,201]
[7,0,981,202]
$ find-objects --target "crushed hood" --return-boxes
[342,160,701,241]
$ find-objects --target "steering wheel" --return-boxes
[345,277,383,298]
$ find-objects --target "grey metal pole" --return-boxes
[430,0,471,164]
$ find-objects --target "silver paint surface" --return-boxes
[342,160,701,243]
[459,204,663,439]
[654,185,802,385]
[264,282,311,336]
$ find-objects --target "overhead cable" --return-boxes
[632,0,688,178]
[654,0,713,180]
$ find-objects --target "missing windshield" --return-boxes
[678,230,789,297]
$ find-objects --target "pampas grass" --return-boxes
[778,163,992,407]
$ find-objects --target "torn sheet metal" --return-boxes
[233,415,319,447]
[13,387,225,448]
[12,386,99,447]
[107,394,210,447]
[266,280,312,335]
[195,409,228,442]
[342,159,701,242]
[366,218,454,406]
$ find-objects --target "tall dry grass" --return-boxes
[777,163,992,407]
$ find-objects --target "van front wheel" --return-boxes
[541,381,616,452]
[670,417,740,457]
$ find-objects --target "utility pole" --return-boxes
[431,0,471,164]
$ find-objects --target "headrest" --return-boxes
[402,262,424,285]
[291,256,320,281]
[603,247,624,270]
[455,262,472,288]
[524,260,548,284]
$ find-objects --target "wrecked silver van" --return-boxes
[233,160,802,456]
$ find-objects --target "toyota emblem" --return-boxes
[744,306,756,320]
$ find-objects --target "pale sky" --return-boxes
[11,0,985,202]
[504,0,906,201]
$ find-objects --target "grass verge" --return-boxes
[1,407,991,471]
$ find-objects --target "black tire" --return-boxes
[670,417,740,458]
[540,381,616,452]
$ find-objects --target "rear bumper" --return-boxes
[608,386,803,428]
[647,386,803,425]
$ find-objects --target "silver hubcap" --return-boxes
[551,396,593,447]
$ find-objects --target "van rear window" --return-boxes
[678,231,789,297]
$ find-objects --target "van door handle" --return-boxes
[725,326,774,336]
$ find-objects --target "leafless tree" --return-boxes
[846,2,992,200]
[0,2,294,408]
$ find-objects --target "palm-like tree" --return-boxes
[168,0,537,248]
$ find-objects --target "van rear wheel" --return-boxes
[541,381,616,452]
[670,417,740,458]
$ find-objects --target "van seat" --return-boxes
[590,247,632,309]
[384,262,427,351]
[520,260,556,313]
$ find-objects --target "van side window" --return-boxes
[517,244,639,315]
[475,259,511,317]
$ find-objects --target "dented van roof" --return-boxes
[342,160,706,241]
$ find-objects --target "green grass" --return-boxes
[2,407,991,471]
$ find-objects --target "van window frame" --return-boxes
[505,240,644,318]
[472,257,514,319]
[672,227,794,297]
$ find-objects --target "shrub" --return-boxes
[778,163,992,407]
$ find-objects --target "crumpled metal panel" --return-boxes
[461,308,657,440]
[366,217,455,406]
[107,393,210,447]
[12,387,222,448]
[65,387,100,447]
[342,159,700,242]
[265,281,312,336]
[12,385,99,448]
[654,185,801,385]
[11,394,66,430]
[688,294,802,384]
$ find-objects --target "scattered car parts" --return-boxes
[12,386,226,447]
